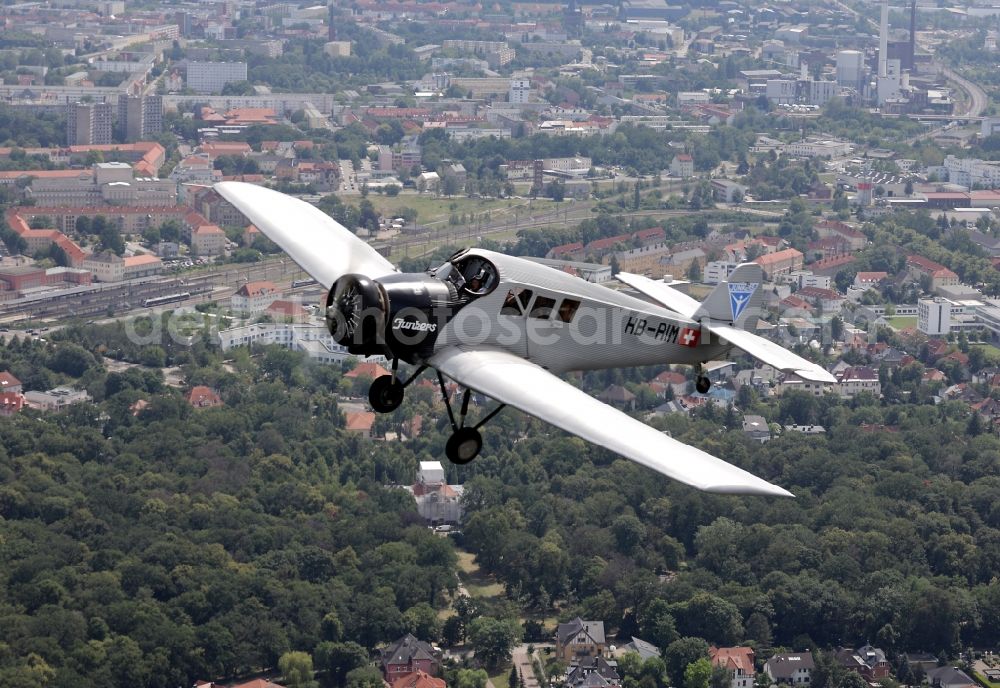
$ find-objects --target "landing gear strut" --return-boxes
[368,360,426,413]
[437,372,505,466]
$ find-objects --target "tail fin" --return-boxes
[694,263,764,330]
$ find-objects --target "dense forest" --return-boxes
[0,316,998,688]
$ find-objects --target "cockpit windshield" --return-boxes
[432,253,498,298]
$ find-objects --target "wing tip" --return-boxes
[706,483,795,498]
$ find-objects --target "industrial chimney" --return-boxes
[878,0,889,79]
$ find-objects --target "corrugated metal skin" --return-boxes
[432,249,730,373]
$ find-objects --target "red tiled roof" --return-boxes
[236,280,276,297]
[124,254,161,267]
[0,391,24,413]
[855,271,887,282]
[754,247,803,265]
[586,233,632,252]
[550,242,583,256]
[0,371,21,388]
[345,411,376,431]
[710,647,755,676]
[345,361,391,379]
[392,671,446,688]
[186,385,222,407]
[907,254,958,279]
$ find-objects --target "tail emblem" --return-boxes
[728,282,758,322]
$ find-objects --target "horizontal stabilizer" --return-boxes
[617,272,701,318]
[710,325,837,383]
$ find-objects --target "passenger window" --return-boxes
[529,295,556,319]
[500,290,521,315]
[517,289,533,311]
[557,299,581,323]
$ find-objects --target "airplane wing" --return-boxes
[616,272,701,318]
[429,347,793,497]
[710,325,837,383]
[215,181,397,288]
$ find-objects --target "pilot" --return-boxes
[466,268,489,295]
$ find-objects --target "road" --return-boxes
[940,64,988,118]
[511,644,550,688]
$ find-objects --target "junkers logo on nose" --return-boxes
[393,317,437,332]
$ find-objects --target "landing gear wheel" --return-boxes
[446,427,482,465]
[369,375,404,412]
[695,375,712,394]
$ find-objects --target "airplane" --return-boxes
[215,181,837,498]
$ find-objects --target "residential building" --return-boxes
[118,94,163,141]
[919,297,951,335]
[619,638,660,662]
[906,255,959,292]
[854,271,888,289]
[926,667,977,688]
[186,386,223,408]
[509,78,532,104]
[556,618,606,663]
[670,154,694,178]
[566,656,621,688]
[742,415,771,443]
[705,261,740,284]
[764,653,815,686]
[187,61,248,93]
[83,251,125,282]
[778,373,833,397]
[936,155,1000,188]
[231,280,277,315]
[754,248,804,279]
[192,224,226,256]
[0,371,23,394]
[215,321,376,366]
[837,366,881,398]
[345,411,377,438]
[710,647,755,688]
[381,634,438,683]
[0,391,24,416]
[392,671,445,688]
[834,646,890,682]
[66,101,113,145]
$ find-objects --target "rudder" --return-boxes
[693,263,764,329]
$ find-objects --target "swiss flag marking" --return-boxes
[679,327,700,347]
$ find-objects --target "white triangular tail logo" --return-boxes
[728,282,758,322]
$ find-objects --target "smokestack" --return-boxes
[909,0,916,70]
[879,0,889,78]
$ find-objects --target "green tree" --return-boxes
[665,638,710,686]
[314,642,369,688]
[281,651,320,688]
[346,666,385,688]
[467,617,522,670]
[684,658,713,688]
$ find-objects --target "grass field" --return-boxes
[366,195,560,227]
[456,550,505,598]
[886,316,918,330]
[970,342,1000,364]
